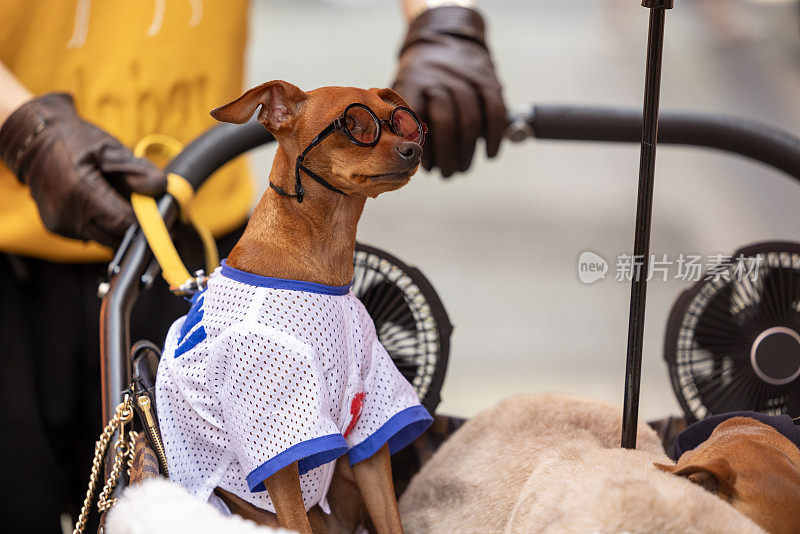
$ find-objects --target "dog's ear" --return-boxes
[654,462,677,474]
[373,87,410,109]
[210,80,307,132]
[656,458,737,497]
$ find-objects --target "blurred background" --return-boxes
[245,0,800,420]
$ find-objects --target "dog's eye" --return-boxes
[344,106,379,144]
[346,116,368,136]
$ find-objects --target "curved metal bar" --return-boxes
[100,119,274,428]
[98,194,175,493]
[527,105,800,181]
[168,120,274,188]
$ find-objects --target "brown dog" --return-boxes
[656,416,800,534]
[206,81,424,533]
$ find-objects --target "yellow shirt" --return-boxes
[0,0,253,262]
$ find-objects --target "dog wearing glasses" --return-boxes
[156,81,432,533]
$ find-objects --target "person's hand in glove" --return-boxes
[393,4,506,178]
[0,93,167,248]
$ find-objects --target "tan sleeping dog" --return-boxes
[399,393,763,533]
[657,415,800,534]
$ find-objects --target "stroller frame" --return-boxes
[100,7,800,495]
[99,105,800,493]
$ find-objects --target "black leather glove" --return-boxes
[393,6,506,178]
[0,93,167,248]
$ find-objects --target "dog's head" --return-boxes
[211,81,421,199]
[655,417,800,534]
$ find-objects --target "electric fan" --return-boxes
[665,242,800,422]
[352,243,452,413]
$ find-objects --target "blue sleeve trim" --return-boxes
[179,301,204,342]
[174,326,207,358]
[246,433,349,493]
[220,259,352,295]
[348,405,433,465]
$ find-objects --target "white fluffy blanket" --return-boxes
[105,478,290,534]
[398,393,764,534]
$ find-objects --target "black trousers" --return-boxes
[0,227,243,533]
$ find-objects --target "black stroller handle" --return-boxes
[156,105,800,192]
[506,105,800,182]
[99,104,800,487]
[167,121,275,189]
[166,105,800,188]
[158,105,800,193]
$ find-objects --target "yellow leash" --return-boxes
[130,135,219,293]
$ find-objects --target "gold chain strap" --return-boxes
[73,395,137,534]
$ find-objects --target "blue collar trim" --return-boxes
[219,260,352,296]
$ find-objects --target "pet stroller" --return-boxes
[80,1,800,529]
[81,98,800,527]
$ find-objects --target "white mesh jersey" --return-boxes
[156,261,432,514]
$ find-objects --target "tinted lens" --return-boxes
[392,108,424,145]
[344,105,379,145]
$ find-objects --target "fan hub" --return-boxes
[750,326,800,386]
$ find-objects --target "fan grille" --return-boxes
[353,244,451,413]
[667,243,800,422]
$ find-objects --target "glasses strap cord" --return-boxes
[269,154,347,203]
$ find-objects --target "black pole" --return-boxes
[621,0,673,449]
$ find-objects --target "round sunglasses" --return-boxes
[336,103,427,147]
[271,103,427,203]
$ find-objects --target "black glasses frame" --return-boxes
[302,103,427,154]
[271,103,427,203]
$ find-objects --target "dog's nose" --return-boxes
[395,142,422,163]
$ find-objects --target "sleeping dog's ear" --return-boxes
[655,458,737,497]
[211,80,307,132]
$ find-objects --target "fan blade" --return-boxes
[696,365,753,414]
[755,266,800,325]
[724,374,767,413]
[694,284,746,359]
[356,273,385,311]
[359,281,414,328]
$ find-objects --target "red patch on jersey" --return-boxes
[344,392,366,438]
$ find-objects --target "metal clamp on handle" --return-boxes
[642,0,673,8]
[505,107,535,143]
